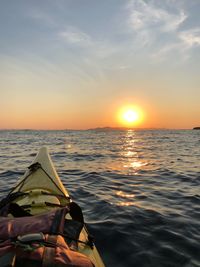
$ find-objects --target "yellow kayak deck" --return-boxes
[9,147,105,267]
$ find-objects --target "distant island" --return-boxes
[87,127,159,131]
[88,127,127,131]
[193,127,200,130]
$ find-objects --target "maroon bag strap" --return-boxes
[43,235,64,267]
[50,207,69,235]
[42,246,56,267]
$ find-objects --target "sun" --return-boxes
[123,109,139,123]
[118,106,143,127]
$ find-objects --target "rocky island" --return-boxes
[193,127,200,130]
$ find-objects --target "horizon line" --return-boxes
[0,126,195,131]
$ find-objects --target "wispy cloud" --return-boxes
[59,27,93,46]
[58,26,121,61]
[152,28,200,61]
[151,42,186,62]
[179,28,200,48]
[128,0,187,33]
[28,5,128,64]
[128,0,200,61]
[125,0,200,61]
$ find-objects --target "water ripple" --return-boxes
[0,130,199,266]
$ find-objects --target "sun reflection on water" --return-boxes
[116,190,135,198]
[117,202,135,207]
[116,130,148,207]
[122,130,147,173]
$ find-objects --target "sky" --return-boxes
[1,0,200,129]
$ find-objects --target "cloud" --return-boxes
[128,0,187,33]
[126,0,187,51]
[59,27,93,46]
[58,26,122,62]
[126,0,200,61]
[151,42,186,62]
[152,28,200,60]
[179,28,200,48]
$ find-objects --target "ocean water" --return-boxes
[0,129,199,267]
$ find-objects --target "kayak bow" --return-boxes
[3,147,105,267]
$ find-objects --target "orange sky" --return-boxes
[1,96,199,130]
[1,1,200,130]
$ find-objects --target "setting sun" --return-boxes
[123,110,139,123]
[117,106,144,127]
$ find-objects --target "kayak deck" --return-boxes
[7,147,105,267]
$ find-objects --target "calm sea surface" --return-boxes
[0,130,200,267]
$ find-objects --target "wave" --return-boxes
[0,130,199,266]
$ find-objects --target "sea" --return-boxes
[0,129,199,267]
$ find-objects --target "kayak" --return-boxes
[0,147,105,267]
